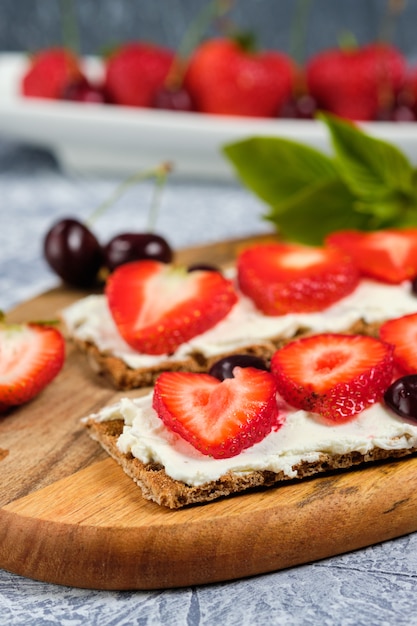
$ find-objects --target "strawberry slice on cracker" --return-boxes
[0,321,65,410]
[380,312,417,374]
[153,367,280,458]
[237,242,359,315]
[270,333,394,422]
[326,228,417,284]
[106,260,238,355]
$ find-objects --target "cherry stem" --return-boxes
[288,0,312,65]
[165,0,234,89]
[59,0,80,54]
[378,0,406,44]
[86,162,173,231]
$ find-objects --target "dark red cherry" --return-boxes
[153,86,195,112]
[44,218,103,287]
[280,95,317,119]
[208,354,269,381]
[60,77,107,103]
[411,275,417,296]
[384,375,417,421]
[104,232,173,271]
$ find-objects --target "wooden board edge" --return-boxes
[2,456,417,589]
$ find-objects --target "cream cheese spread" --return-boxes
[62,277,417,368]
[86,393,417,487]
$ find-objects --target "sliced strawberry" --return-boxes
[326,228,417,284]
[237,243,359,315]
[153,367,279,458]
[0,322,65,410]
[270,333,394,422]
[105,260,238,355]
[380,313,417,374]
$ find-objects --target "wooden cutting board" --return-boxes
[2,233,417,591]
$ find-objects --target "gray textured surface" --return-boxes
[1,142,417,624]
[1,0,417,62]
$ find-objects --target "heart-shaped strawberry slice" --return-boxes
[153,367,280,458]
[271,333,394,422]
[326,228,417,284]
[237,242,359,315]
[380,312,417,374]
[106,260,238,355]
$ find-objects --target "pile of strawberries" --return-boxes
[21,38,417,122]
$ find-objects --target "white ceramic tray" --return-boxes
[2,52,417,180]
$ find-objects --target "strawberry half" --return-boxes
[153,367,279,458]
[380,313,417,374]
[270,333,394,422]
[326,228,417,284]
[237,243,359,315]
[105,260,238,355]
[0,322,65,410]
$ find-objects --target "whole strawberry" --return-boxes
[22,47,85,100]
[185,37,296,117]
[105,42,175,107]
[306,43,406,121]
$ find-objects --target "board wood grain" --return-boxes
[2,233,417,590]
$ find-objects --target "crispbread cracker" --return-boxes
[84,417,417,509]
[73,317,377,390]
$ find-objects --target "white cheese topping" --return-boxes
[62,277,417,368]
[86,394,417,487]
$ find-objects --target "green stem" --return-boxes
[379,0,406,44]
[86,163,173,231]
[166,0,234,89]
[60,0,80,53]
[289,0,312,65]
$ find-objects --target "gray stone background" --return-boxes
[1,0,417,64]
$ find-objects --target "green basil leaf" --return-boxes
[264,177,371,245]
[223,136,337,207]
[319,112,417,201]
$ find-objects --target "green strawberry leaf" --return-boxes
[263,177,371,245]
[223,136,337,207]
[319,112,417,203]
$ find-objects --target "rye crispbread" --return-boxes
[84,417,416,509]
[72,317,377,390]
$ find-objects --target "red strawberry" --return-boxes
[270,333,394,422]
[237,243,359,315]
[21,47,85,100]
[105,260,238,355]
[380,313,417,374]
[153,366,279,458]
[185,38,296,117]
[0,322,65,410]
[326,228,417,284]
[306,43,406,121]
[104,42,175,107]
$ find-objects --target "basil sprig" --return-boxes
[223,113,417,245]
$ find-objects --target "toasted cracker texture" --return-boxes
[84,417,416,509]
